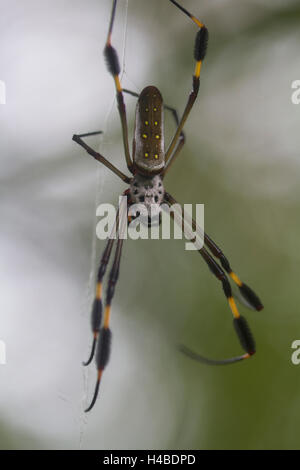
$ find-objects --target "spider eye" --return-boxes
[139,195,145,202]
[155,196,159,203]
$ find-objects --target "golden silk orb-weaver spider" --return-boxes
[72,0,263,412]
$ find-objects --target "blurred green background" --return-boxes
[1,0,300,450]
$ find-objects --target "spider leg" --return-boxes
[164,192,263,311]
[179,345,249,366]
[72,132,131,184]
[201,231,263,311]
[162,104,185,176]
[162,197,256,365]
[85,202,127,412]
[122,88,185,177]
[165,0,208,163]
[104,0,133,173]
[83,210,120,366]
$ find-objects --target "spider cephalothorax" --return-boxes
[72,0,263,413]
[129,174,164,217]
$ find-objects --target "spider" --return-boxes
[72,0,263,412]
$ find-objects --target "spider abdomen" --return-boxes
[132,86,165,175]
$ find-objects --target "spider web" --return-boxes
[78,0,129,449]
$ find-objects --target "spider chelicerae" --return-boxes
[72,0,263,412]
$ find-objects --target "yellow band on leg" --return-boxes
[96,282,102,300]
[191,16,204,28]
[104,305,111,329]
[194,61,202,78]
[229,271,242,287]
[114,75,122,92]
[228,296,240,319]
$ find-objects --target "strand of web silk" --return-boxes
[83,0,129,335]
[121,0,143,93]
[79,0,129,448]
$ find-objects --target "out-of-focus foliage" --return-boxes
[1,0,300,449]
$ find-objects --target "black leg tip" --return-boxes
[239,283,263,312]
